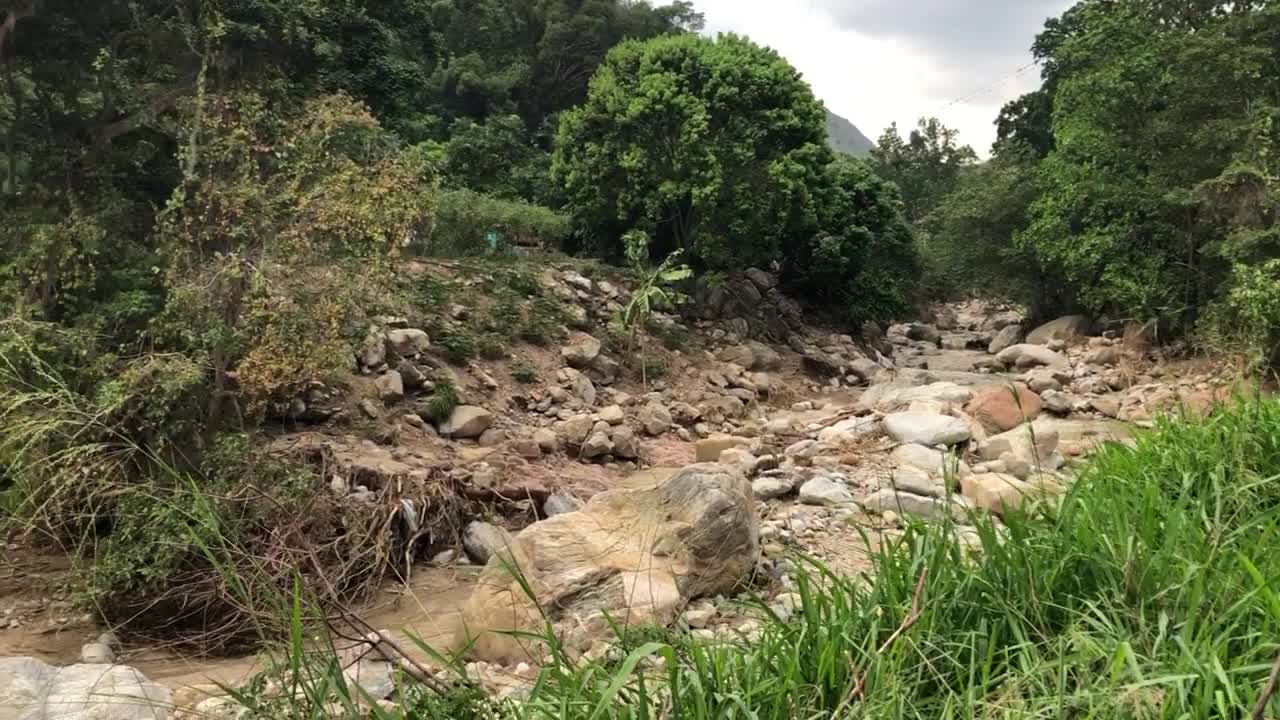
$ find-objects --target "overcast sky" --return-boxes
[689,0,1074,156]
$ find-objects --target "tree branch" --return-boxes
[1254,651,1280,720]
[93,75,197,149]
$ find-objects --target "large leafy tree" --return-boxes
[552,33,831,267]
[871,117,977,224]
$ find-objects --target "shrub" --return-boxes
[419,190,569,257]
[432,326,477,365]
[1199,259,1280,369]
[423,377,460,424]
[510,362,539,384]
[521,298,565,346]
[476,334,509,360]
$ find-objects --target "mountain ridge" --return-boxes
[825,109,874,157]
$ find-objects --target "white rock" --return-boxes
[884,412,971,446]
[798,477,854,506]
[0,657,173,720]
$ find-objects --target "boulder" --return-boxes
[907,323,942,345]
[798,476,854,506]
[0,657,173,720]
[397,360,427,389]
[441,406,494,439]
[463,521,514,565]
[598,404,625,425]
[533,428,559,453]
[78,643,114,665]
[884,412,972,446]
[961,473,1062,516]
[1026,315,1094,346]
[637,403,672,436]
[817,416,881,444]
[1090,396,1121,418]
[718,448,759,476]
[695,435,750,463]
[964,384,1042,434]
[612,425,640,459]
[752,474,797,501]
[556,414,594,447]
[716,345,755,368]
[978,423,1061,469]
[858,381,973,413]
[745,267,777,291]
[1041,390,1075,416]
[890,466,944,498]
[996,344,1069,370]
[1086,346,1121,366]
[375,371,405,404]
[746,341,783,371]
[543,491,584,517]
[891,443,970,478]
[386,328,431,357]
[359,327,387,369]
[573,373,597,407]
[561,335,602,369]
[859,489,969,523]
[457,464,757,662]
[988,325,1023,354]
[581,431,614,459]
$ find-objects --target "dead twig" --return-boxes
[831,567,929,718]
[1253,651,1280,720]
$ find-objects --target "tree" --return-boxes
[552,33,830,267]
[871,118,977,224]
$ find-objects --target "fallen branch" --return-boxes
[831,566,929,717]
[1253,651,1280,720]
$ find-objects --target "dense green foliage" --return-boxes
[871,118,978,225]
[923,0,1280,357]
[235,394,1280,718]
[554,33,918,321]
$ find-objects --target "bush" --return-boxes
[510,361,539,384]
[521,298,565,346]
[419,190,569,257]
[1199,259,1280,369]
[432,326,477,365]
[423,377,460,424]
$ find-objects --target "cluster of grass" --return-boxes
[228,393,1280,718]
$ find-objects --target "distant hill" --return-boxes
[825,109,874,157]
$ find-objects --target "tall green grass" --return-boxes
[234,394,1280,719]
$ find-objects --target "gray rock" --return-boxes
[1086,346,1121,366]
[397,360,427,389]
[533,428,559,453]
[375,371,405,404]
[611,425,640,459]
[752,476,796,500]
[463,521,514,565]
[360,327,387,369]
[561,335,602,369]
[859,489,970,523]
[557,414,595,447]
[442,406,494,439]
[988,325,1023,355]
[573,373,597,407]
[1026,315,1094,346]
[1041,390,1074,415]
[745,267,776,291]
[907,324,942,345]
[543,491,584,517]
[598,404,625,425]
[890,466,944,498]
[996,344,1069,370]
[78,643,115,665]
[386,328,431,357]
[637,403,672,436]
[798,477,854,506]
[0,657,173,720]
[581,430,614,459]
[883,412,971,446]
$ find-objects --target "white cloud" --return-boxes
[688,0,1071,156]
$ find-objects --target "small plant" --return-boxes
[433,326,476,365]
[476,333,508,360]
[613,230,691,385]
[521,297,565,346]
[638,355,669,380]
[511,361,539,384]
[423,376,459,424]
[506,269,544,297]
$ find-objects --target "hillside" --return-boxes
[826,109,875,156]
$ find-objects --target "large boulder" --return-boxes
[978,422,1062,469]
[0,657,174,720]
[441,406,494,439]
[964,384,1042,434]
[463,521,514,565]
[988,325,1023,355]
[996,344,1069,370]
[961,473,1063,516]
[859,489,970,523]
[1026,315,1094,346]
[386,328,431,357]
[561,334,602,369]
[798,476,854,506]
[884,412,972,446]
[857,381,974,414]
[636,403,672,436]
[457,464,758,663]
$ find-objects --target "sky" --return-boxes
[689,0,1075,156]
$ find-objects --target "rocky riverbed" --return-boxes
[0,269,1244,717]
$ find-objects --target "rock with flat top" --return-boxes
[798,476,854,506]
[441,406,493,439]
[0,657,174,720]
[884,412,971,446]
[1026,315,1094,346]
